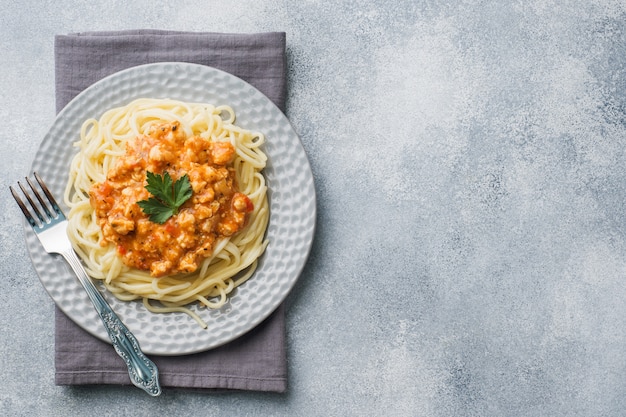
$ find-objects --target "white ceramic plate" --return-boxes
[25,62,316,355]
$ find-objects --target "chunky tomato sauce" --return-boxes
[89,121,253,277]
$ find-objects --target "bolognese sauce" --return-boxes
[89,121,254,277]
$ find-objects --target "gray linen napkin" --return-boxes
[53,30,287,392]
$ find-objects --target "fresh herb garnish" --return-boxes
[137,171,193,224]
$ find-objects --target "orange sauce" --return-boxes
[89,121,253,277]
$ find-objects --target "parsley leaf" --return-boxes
[137,171,193,224]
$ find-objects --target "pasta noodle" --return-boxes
[64,98,269,328]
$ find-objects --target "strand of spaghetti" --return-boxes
[143,299,208,329]
[151,274,235,304]
[195,288,228,309]
[151,279,192,296]
[232,260,260,287]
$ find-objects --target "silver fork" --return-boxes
[10,173,161,397]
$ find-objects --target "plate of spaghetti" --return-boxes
[25,62,316,355]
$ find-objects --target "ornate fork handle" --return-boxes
[11,174,160,395]
[63,248,161,396]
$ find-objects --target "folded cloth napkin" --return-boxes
[53,30,288,392]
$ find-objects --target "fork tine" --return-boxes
[34,172,64,217]
[17,180,47,224]
[9,185,38,228]
[26,176,54,220]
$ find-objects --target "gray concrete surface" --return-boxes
[2,1,626,415]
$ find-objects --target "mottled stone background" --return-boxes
[2,1,626,416]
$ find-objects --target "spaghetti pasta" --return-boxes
[64,98,269,328]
